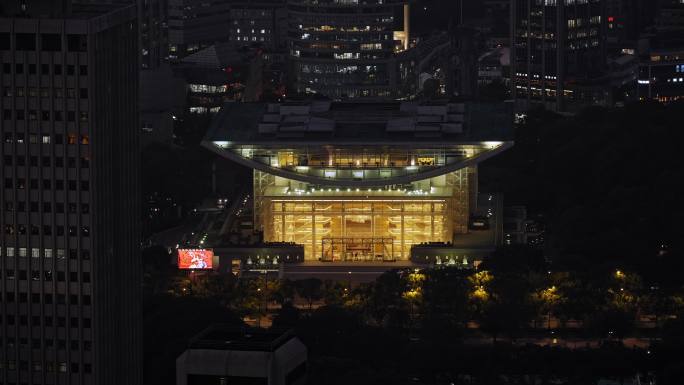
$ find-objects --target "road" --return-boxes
[144,188,249,252]
[218,187,250,236]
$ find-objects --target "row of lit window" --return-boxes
[4,225,90,237]
[234,36,268,42]
[1,361,92,375]
[298,63,382,73]
[1,245,88,258]
[0,247,68,258]
[301,86,391,98]
[1,360,93,376]
[2,63,87,76]
[2,86,88,98]
[299,24,391,33]
[235,28,268,34]
[302,52,388,60]
[3,133,89,145]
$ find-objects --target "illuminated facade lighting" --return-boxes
[203,101,514,261]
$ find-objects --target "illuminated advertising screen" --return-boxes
[178,249,214,270]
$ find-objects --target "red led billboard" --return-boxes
[178,249,214,270]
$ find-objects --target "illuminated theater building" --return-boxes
[203,101,513,261]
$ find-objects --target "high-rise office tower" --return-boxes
[510,0,607,112]
[71,0,169,69]
[0,1,141,384]
[287,0,411,99]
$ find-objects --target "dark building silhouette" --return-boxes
[605,0,659,47]
[138,0,169,69]
[636,0,684,103]
[168,0,232,60]
[0,1,141,384]
[510,0,608,112]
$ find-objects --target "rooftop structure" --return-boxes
[203,100,513,261]
[176,326,307,385]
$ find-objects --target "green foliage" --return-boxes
[421,268,470,327]
[481,102,684,268]
[295,278,324,310]
[272,302,301,329]
[143,295,242,385]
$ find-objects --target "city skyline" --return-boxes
[1,1,684,385]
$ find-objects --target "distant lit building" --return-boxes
[636,0,684,103]
[510,0,608,112]
[203,101,513,261]
[176,326,307,385]
[605,0,659,49]
[287,0,412,99]
[503,206,544,248]
[175,43,264,113]
[228,0,288,52]
[637,46,684,103]
[168,0,231,59]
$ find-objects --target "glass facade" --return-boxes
[223,143,499,185]
[203,101,515,262]
[287,0,407,98]
[255,167,475,260]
